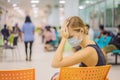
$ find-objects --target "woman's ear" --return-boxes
[84,27,89,35]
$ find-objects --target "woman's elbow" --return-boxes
[51,62,60,68]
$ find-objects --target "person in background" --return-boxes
[103,25,120,53]
[97,25,106,39]
[1,24,10,44]
[86,24,94,40]
[41,25,46,43]
[21,16,35,61]
[102,31,109,38]
[99,25,115,38]
[51,27,59,48]
[50,26,56,41]
[12,23,21,46]
[44,26,54,51]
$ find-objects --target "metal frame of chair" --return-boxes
[110,50,120,65]
[2,34,20,61]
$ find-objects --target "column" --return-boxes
[64,0,79,19]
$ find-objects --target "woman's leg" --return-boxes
[24,42,28,61]
[29,41,33,61]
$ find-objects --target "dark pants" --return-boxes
[24,41,33,60]
[13,37,18,46]
[3,36,8,42]
[42,35,44,43]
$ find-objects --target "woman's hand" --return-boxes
[61,21,69,39]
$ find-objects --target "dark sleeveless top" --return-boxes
[79,44,106,67]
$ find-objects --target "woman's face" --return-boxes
[68,27,84,40]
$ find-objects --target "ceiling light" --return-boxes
[79,6,85,9]
[33,10,38,13]
[85,1,94,4]
[13,4,17,7]
[17,10,25,16]
[8,0,10,2]
[31,0,39,4]
[14,7,20,10]
[32,4,36,7]
[86,1,90,4]
[59,1,66,4]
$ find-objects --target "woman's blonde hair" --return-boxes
[67,16,88,34]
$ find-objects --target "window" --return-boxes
[114,0,120,27]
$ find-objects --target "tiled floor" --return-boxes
[0,33,120,80]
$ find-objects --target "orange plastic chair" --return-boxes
[0,68,35,80]
[59,65,111,80]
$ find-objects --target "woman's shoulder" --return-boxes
[24,22,32,25]
[76,46,96,55]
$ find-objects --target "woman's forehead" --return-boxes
[68,27,84,31]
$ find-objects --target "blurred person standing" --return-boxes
[12,23,22,46]
[21,16,35,61]
[1,24,10,44]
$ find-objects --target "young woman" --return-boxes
[21,16,35,61]
[51,16,106,80]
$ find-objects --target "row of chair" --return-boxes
[94,36,112,48]
[0,65,111,80]
[0,35,20,61]
[94,36,120,65]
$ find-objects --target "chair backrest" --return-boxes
[0,68,35,80]
[95,36,112,48]
[103,36,112,46]
[59,65,111,80]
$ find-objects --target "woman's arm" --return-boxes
[52,20,70,68]
[52,27,92,68]
[52,45,92,68]
[52,19,93,68]
[52,38,67,68]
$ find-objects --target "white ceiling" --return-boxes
[0,0,59,18]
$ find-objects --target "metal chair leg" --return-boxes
[115,54,118,64]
